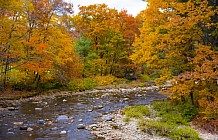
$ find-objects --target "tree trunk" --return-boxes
[190,92,195,107]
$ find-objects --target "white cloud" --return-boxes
[65,0,147,16]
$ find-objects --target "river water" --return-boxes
[0,89,166,140]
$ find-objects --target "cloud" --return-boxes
[65,0,147,16]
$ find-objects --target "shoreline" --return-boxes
[0,84,160,110]
[90,109,218,140]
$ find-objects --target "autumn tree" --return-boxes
[0,0,83,89]
[132,0,218,119]
[72,4,139,78]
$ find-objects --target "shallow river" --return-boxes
[0,89,166,140]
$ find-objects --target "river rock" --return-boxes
[57,115,68,122]
[90,124,98,129]
[38,120,45,125]
[13,122,24,126]
[87,109,93,112]
[7,107,17,111]
[123,98,129,101]
[35,108,42,111]
[60,130,67,134]
[7,132,15,135]
[27,127,33,131]
[63,99,67,102]
[104,116,113,121]
[78,119,83,122]
[77,124,85,129]
[51,127,58,131]
[95,105,103,109]
[20,126,28,130]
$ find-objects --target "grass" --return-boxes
[123,101,202,140]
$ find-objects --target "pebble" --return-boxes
[90,124,98,129]
[95,105,103,109]
[57,115,68,122]
[78,119,83,122]
[77,124,86,129]
[7,107,17,111]
[123,98,129,101]
[7,132,15,135]
[20,126,28,130]
[38,120,45,125]
[63,99,67,102]
[87,109,93,112]
[35,108,42,111]
[60,130,67,134]
[51,127,58,131]
[104,116,113,121]
[13,122,24,126]
[27,127,33,131]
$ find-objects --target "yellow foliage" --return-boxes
[93,75,118,86]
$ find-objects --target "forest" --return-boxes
[0,0,217,133]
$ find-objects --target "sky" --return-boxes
[65,0,148,17]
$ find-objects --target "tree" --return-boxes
[131,0,218,118]
[0,0,83,89]
[72,4,140,77]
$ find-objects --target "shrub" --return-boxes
[67,79,85,91]
[124,105,151,118]
[93,75,117,86]
[152,101,197,124]
[140,74,151,82]
[40,82,62,90]
[169,126,202,140]
[83,78,96,90]
[150,72,161,80]
[161,112,188,125]
[139,120,174,136]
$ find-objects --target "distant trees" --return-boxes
[72,4,139,78]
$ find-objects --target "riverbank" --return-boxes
[90,108,218,140]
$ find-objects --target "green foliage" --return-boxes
[169,127,202,140]
[67,78,96,91]
[40,82,63,90]
[123,117,131,122]
[149,72,161,80]
[67,79,85,92]
[125,101,201,139]
[123,105,150,118]
[83,78,96,90]
[161,112,188,125]
[152,101,198,123]
[139,120,173,136]
[75,36,92,58]
[140,74,151,82]
[140,120,201,140]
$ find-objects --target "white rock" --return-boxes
[60,130,67,134]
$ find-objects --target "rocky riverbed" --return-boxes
[0,86,167,140]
